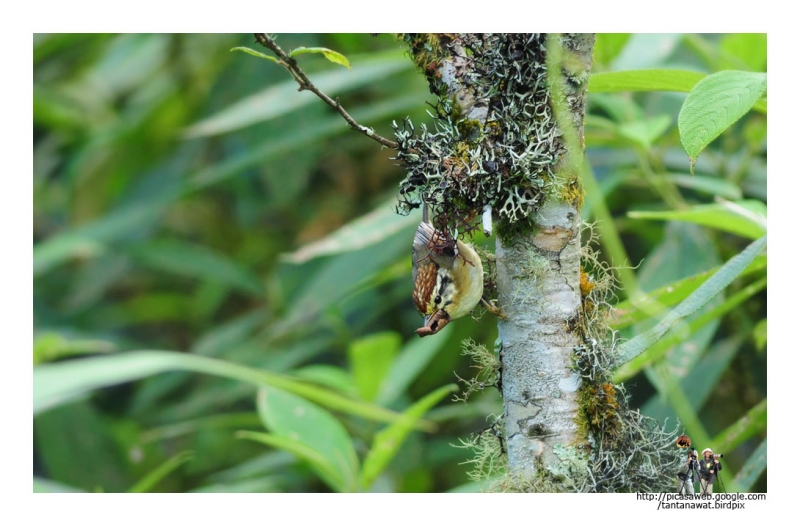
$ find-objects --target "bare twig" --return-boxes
[254,33,399,150]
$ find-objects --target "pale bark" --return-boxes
[497,34,594,481]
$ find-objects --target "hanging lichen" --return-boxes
[393,34,567,243]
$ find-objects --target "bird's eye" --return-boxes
[435,295,442,304]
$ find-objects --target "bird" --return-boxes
[412,205,485,337]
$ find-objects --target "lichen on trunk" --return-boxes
[396,33,677,492]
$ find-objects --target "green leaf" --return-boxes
[617,114,671,149]
[184,50,410,138]
[712,398,767,454]
[139,413,262,444]
[628,200,767,240]
[663,173,742,200]
[187,92,423,191]
[590,69,706,94]
[191,308,270,356]
[360,384,456,490]
[612,255,766,330]
[376,324,453,406]
[632,223,720,441]
[616,275,766,381]
[255,386,359,492]
[641,335,743,422]
[129,239,265,297]
[593,34,630,67]
[292,365,357,396]
[237,430,345,492]
[33,351,430,430]
[290,46,351,68]
[617,235,766,366]
[731,438,767,491]
[649,362,711,448]
[282,199,418,263]
[33,332,115,365]
[33,201,167,277]
[719,34,767,72]
[230,46,279,63]
[589,69,766,115]
[348,332,401,402]
[129,451,194,493]
[35,400,132,492]
[678,71,767,171]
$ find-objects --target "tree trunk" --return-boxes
[495,34,594,484]
[397,33,595,490]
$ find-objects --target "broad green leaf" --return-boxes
[678,71,767,171]
[377,324,453,406]
[617,235,766,366]
[629,200,766,240]
[712,398,767,454]
[360,384,456,490]
[129,239,265,297]
[230,46,279,63]
[129,451,194,493]
[255,386,359,492]
[616,276,766,381]
[617,114,671,149]
[290,46,351,68]
[282,199,418,263]
[184,50,411,137]
[33,351,430,430]
[237,430,345,492]
[348,332,401,402]
[731,438,767,491]
[612,255,766,330]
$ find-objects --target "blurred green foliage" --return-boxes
[33,33,766,492]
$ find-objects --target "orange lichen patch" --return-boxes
[580,268,596,297]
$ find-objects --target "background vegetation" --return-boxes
[33,33,766,493]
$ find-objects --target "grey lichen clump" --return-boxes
[393,34,566,240]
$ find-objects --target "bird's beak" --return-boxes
[416,310,451,337]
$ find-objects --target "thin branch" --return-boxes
[254,33,399,150]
